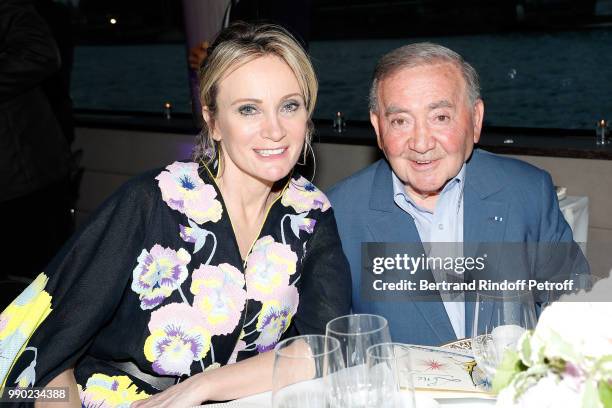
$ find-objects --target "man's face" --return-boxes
[370,62,484,202]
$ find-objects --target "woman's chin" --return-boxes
[252,166,294,186]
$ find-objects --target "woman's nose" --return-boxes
[262,114,286,142]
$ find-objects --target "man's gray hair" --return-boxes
[369,42,481,112]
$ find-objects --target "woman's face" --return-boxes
[206,55,308,187]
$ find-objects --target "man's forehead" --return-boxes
[378,62,467,105]
[386,60,462,79]
[384,100,454,116]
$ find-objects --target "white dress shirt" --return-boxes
[392,165,466,339]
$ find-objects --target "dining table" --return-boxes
[201,391,496,407]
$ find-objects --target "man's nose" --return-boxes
[263,113,286,142]
[410,121,435,153]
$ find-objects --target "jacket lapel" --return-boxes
[463,150,509,337]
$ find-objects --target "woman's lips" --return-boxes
[254,147,287,158]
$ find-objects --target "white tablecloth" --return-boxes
[559,195,589,247]
[203,389,495,407]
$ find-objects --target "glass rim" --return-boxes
[274,334,342,359]
[366,342,411,360]
[475,290,536,301]
[325,313,389,337]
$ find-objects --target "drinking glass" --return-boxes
[325,314,392,407]
[366,343,416,408]
[543,272,599,307]
[471,291,537,381]
[272,335,345,408]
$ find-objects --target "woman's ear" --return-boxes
[202,107,221,141]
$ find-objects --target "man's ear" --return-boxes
[472,99,484,144]
[202,107,220,141]
[370,110,384,150]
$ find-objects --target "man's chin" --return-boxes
[405,182,444,200]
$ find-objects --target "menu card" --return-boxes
[404,344,495,399]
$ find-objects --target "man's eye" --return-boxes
[436,115,450,122]
[391,118,406,127]
[281,101,300,113]
[238,105,258,115]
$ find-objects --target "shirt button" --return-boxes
[438,224,444,230]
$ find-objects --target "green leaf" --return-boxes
[583,378,602,408]
[599,380,612,408]
[492,349,523,393]
[518,331,533,367]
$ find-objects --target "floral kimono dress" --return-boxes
[0,160,351,407]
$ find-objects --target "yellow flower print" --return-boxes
[1,273,52,389]
[79,373,149,408]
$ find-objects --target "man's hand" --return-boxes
[130,373,208,408]
[188,41,210,70]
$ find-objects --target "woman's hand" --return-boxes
[130,373,208,408]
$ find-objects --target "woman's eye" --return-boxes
[281,101,300,113]
[238,105,258,115]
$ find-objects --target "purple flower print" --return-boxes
[131,245,191,310]
[144,303,211,376]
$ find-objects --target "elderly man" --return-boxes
[328,42,586,346]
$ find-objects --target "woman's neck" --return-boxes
[215,160,283,259]
[218,176,273,218]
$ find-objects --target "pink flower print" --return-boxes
[227,337,247,365]
[156,161,223,224]
[190,264,247,336]
[245,236,297,302]
[281,176,331,213]
[253,285,299,352]
[144,303,211,376]
[131,245,191,310]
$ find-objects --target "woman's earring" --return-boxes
[297,139,312,166]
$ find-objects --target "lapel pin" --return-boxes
[490,216,504,222]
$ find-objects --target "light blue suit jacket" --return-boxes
[328,149,585,346]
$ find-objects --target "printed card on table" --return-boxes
[403,345,495,399]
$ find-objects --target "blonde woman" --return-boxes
[0,22,351,407]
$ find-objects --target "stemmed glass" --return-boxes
[543,272,599,307]
[471,291,537,382]
[325,314,392,407]
[272,335,345,408]
[366,343,416,408]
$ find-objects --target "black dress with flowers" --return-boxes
[0,161,351,406]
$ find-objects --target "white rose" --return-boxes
[534,301,612,361]
[512,374,582,408]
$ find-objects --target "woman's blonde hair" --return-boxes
[194,22,318,164]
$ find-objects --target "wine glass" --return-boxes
[543,272,599,307]
[471,291,537,382]
[272,335,345,408]
[325,314,392,407]
[366,343,416,408]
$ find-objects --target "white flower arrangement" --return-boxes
[493,272,612,408]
